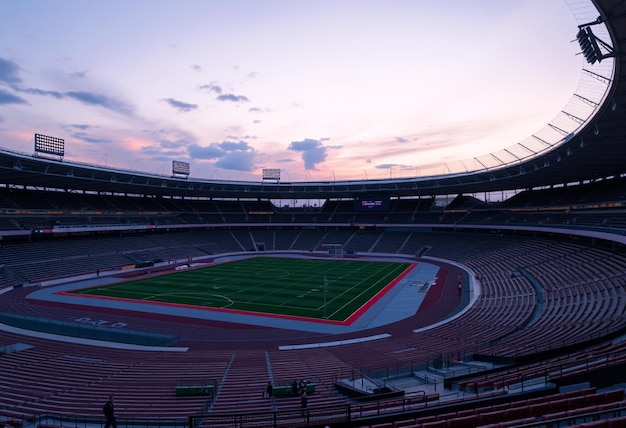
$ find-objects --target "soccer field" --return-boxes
[70,257,414,322]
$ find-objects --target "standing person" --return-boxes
[265,380,273,398]
[103,394,116,428]
[300,389,308,412]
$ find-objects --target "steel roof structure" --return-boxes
[0,0,624,201]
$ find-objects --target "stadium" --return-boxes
[1,1,626,428]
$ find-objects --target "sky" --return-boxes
[0,0,585,183]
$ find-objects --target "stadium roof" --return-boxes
[0,0,625,200]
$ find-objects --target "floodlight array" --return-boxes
[577,27,603,64]
[172,160,190,176]
[34,133,65,157]
[262,168,281,182]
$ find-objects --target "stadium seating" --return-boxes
[0,183,625,426]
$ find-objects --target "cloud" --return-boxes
[217,93,250,103]
[0,57,132,115]
[199,82,222,94]
[187,140,257,171]
[187,144,223,159]
[0,57,22,86]
[249,107,271,116]
[61,91,133,115]
[139,142,190,162]
[393,136,421,145]
[65,124,92,131]
[158,139,189,150]
[288,138,328,170]
[71,132,113,144]
[137,129,196,160]
[0,88,27,105]
[141,145,179,157]
[247,109,266,124]
[17,87,131,116]
[62,124,112,144]
[162,98,198,113]
[217,141,250,152]
[375,163,413,170]
[21,87,64,98]
[69,70,87,79]
[225,134,257,141]
[200,81,250,104]
[215,150,256,171]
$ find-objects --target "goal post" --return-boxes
[321,243,343,258]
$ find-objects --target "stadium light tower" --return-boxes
[576,18,614,65]
[34,133,64,160]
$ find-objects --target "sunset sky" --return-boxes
[0,1,588,182]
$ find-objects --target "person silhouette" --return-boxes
[103,394,116,428]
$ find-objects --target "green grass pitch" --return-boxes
[71,257,413,322]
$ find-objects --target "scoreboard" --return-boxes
[353,193,390,212]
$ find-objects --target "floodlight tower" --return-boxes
[34,133,64,161]
[172,160,190,179]
[576,17,615,65]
